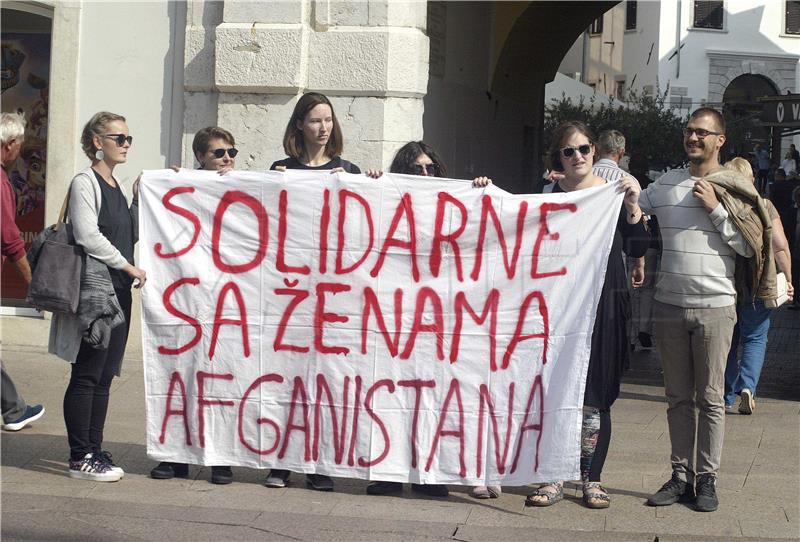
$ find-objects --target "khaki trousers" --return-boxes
[654,301,736,482]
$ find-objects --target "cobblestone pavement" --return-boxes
[1,308,798,541]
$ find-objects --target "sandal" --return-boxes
[525,482,563,507]
[582,481,610,509]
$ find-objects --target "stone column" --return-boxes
[184,0,429,171]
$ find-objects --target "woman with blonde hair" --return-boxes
[722,158,794,414]
[52,112,146,481]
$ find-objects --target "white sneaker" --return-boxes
[739,389,755,415]
[69,453,122,482]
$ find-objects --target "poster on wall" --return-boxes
[1,32,51,302]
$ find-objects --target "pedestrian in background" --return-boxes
[722,157,794,415]
[1,112,45,432]
[52,112,146,482]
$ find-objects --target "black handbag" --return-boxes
[26,190,84,313]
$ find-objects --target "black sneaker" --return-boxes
[647,473,695,506]
[150,461,189,479]
[211,466,233,485]
[411,483,449,497]
[306,473,334,491]
[366,481,403,495]
[69,453,122,482]
[694,474,718,512]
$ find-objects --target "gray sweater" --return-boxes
[639,168,753,308]
[49,167,137,367]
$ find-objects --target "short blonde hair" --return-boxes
[724,157,754,182]
[80,111,126,160]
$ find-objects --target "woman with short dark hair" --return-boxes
[149,126,239,485]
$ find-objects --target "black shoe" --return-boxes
[411,483,449,497]
[306,473,334,491]
[638,332,653,348]
[211,466,233,485]
[647,473,695,506]
[694,474,718,512]
[366,481,403,495]
[150,461,189,479]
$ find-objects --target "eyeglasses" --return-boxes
[682,127,721,139]
[560,144,593,158]
[412,163,438,176]
[212,147,238,159]
[103,134,133,146]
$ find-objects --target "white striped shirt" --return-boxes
[639,169,752,308]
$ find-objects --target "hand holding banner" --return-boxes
[139,170,622,485]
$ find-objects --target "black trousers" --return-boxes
[63,288,132,460]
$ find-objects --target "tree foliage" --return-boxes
[543,87,688,170]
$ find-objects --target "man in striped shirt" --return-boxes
[592,129,627,183]
[641,108,753,513]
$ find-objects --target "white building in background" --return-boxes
[559,0,800,154]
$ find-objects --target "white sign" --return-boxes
[139,170,622,485]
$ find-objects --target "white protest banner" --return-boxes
[139,170,623,486]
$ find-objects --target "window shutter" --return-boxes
[693,1,724,29]
[787,0,800,35]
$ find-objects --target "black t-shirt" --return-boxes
[93,169,134,289]
[269,156,361,173]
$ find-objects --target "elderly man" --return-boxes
[640,108,754,512]
[1,112,45,431]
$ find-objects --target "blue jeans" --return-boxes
[724,300,771,406]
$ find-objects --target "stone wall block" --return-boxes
[182,91,220,166]
[217,93,298,169]
[386,30,429,97]
[380,1,426,29]
[308,28,427,96]
[223,0,304,24]
[185,27,216,91]
[332,96,385,142]
[215,23,306,93]
[382,97,424,142]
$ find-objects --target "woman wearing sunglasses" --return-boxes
[51,111,146,482]
[149,126,237,485]
[365,140,492,499]
[525,121,648,509]
[270,91,360,174]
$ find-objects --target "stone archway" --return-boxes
[722,73,780,158]
[708,51,797,106]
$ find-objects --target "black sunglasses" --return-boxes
[560,144,592,158]
[103,133,133,146]
[682,127,721,139]
[212,147,238,159]
[412,163,438,176]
